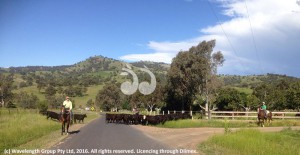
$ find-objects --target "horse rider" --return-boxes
[261,102,267,118]
[63,96,73,122]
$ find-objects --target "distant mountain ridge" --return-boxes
[1,55,170,74]
[2,55,300,109]
[1,55,299,84]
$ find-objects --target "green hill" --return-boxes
[2,55,300,109]
[5,56,170,108]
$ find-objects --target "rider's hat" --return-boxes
[262,102,265,104]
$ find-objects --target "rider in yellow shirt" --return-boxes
[63,96,73,121]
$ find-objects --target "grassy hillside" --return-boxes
[6,56,172,108]
[4,55,300,109]
[72,84,104,107]
[220,74,300,88]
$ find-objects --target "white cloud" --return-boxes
[120,0,300,77]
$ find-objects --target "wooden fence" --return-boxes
[161,110,300,120]
[208,111,300,119]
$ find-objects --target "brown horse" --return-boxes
[60,105,71,135]
[257,108,272,127]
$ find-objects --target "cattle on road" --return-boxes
[74,114,87,123]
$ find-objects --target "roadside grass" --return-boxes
[0,109,59,153]
[156,119,300,128]
[0,109,99,153]
[199,128,300,155]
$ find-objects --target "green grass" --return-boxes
[13,84,104,108]
[73,84,104,107]
[157,119,255,128]
[0,109,100,153]
[12,85,46,101]
[233,87,253,94]
[0,109,60,153]
[199,128,300,155]
[157,119,300,128]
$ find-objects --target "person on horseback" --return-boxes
[261,102,267,118]
[63,96,73,122]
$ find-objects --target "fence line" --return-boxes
[161,110,300,119]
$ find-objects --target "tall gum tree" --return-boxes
[166,40,224,118]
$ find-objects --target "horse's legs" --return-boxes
[61,122,65,135]
[67,122,69,134]
[260,118,264,127]
[66,115,70,134]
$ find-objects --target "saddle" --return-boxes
[62,108,70,115]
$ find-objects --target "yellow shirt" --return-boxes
[63,100,73,110]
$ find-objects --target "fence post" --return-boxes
[190,111,193,119]
[174,110,176,114]
[163,111,164,115]
[168,110,170,114]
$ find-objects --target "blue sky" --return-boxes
[1,0,300,77]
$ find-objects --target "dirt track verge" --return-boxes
[132,125,300,151]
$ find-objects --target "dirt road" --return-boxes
[51,116,173,155]
[52,117,300,155]
[132,125,300,151]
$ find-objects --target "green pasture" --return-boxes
[72,84,104,107]
[199,128,300,155]
[0,108,99,153]
[13,84,105,108]
[0,109,59,153]
[157,119,300,128]
[12,85,46,101]
[233,87,253,94]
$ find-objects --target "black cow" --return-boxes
[123,114,133,124]
[46,111,60,121]
[144,115,167,125]
[39,110,48,116]
[106,113,116,123]
[74,114,87,123]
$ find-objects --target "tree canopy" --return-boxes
[166,40,224,110]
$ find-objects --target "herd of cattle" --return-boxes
[42,110,191,125]
[105,113,192,125]
[41,111,87,123]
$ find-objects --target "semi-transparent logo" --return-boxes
[120,64,156,95]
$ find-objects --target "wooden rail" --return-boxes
[207,111,300,119]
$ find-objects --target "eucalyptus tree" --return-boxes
[0,73,14,107]
[166,40,224,116]
[95,83,122,111]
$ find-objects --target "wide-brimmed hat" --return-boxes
[262,102,265,104]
